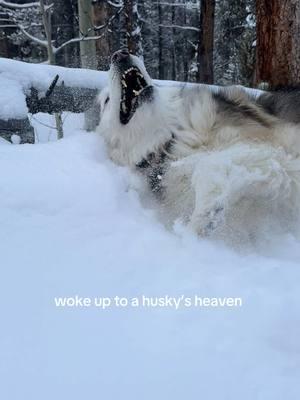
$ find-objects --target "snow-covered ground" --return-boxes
[1,112,300,400]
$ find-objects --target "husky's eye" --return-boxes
[105,97,110,105]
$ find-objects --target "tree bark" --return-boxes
[78,0,98,130]
[92,0,112,70]
[26,84,98,114]
[157,2,173,80]
[40,0,55,64]
[197,0,215,84]
[40,0,65,138]
[78,0,97,69]
[52,0,78,67]
[158,1,163,79]
[255,0,300,88]
[124,0,143,56]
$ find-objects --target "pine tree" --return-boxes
[78,0,97,69]
[52,0,79,67]
[197,0,215,83]
[214,0,256,86]
[255,0,300,88]
[139,0,160,78]
[123,0,143,56]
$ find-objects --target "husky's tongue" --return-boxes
[120,66,153,125]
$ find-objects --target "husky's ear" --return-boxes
[98,87,110,118]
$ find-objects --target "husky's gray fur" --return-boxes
[97,50,300,245]
[257,88,300,124]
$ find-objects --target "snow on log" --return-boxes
[0,57,108,117]
[26,79,98,115]
[0,57,108,142]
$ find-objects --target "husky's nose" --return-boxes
[111,49,130,63]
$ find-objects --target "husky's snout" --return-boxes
[109,49,154,125]
[111,48,130,64]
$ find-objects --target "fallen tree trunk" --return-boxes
[0,58,106,144]
[26,77,99,114]
[0,77,99,144]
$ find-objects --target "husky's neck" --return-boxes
[101,86,181,167]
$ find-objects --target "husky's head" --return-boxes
[101,49,154,125]
[98,50,172,166]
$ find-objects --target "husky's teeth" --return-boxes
[133,90,139,96]
[124,67,138,75]
[121,80,127,87]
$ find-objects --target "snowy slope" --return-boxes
[1,113,300,400]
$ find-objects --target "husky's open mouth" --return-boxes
[119,66,153,124]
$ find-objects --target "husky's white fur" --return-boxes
[98,53,300,244]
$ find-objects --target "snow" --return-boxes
[0,57,108,91]
[1,111,300,400]
[0,0,39,8]
[0,59,298,398]
[0,75,28,120]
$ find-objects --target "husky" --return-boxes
[97,49,300,245]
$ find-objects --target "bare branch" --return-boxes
[0,0,39,9]
[93,5,124,31]
[1,0,124,64]
[0,23,17,27]
[54,33,105,55]
[138,2,199,9]
[107,0,123,8]
[158,24,199,32]
[55,4,124,55]
[19,24,48,47]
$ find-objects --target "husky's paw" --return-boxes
[193,204,225,237]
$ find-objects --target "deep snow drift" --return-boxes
[1,112,300,400]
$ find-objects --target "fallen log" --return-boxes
[26,76,99,115]
[0,75,100,144]
[0,58,106,143]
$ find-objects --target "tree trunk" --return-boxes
[138,0,160,79]
[197,0,215,84]
[92,0,112,70]
[52,0,78,67]
[0,36,9,59]
[78,0,97,69]
[124,0,143,56]
[78,0,98,130]
[40,0,64,138]
[157,2,173,80]
[255,0,300,88]
[40,0,55,64]
[158,1,164,79]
